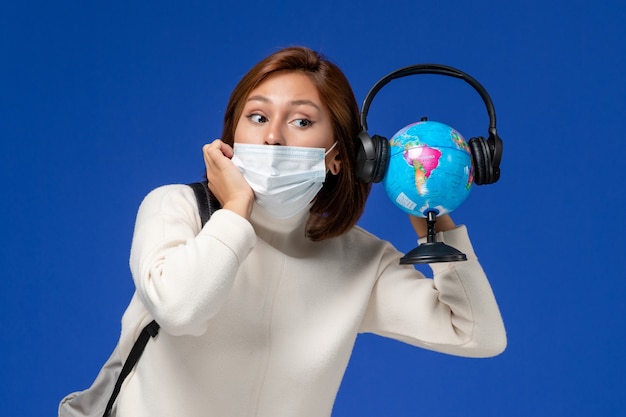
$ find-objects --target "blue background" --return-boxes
[2,0,625,415]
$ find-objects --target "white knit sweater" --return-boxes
[59,184,506,417]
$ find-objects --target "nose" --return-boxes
[264,120,285,145]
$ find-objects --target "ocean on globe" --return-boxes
[382,120,474,217]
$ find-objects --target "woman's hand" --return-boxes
[203,140,254,220]
[409,213,457,239]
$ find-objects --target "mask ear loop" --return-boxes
[325,141,340,175]
[324,141,338,157]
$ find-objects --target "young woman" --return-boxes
[59,46,506,417]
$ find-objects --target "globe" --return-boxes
[382,120,474,218]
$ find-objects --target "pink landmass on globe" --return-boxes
[402,146,442,196]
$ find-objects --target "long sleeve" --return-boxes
[128,184,256,336]
[360,225,506,358]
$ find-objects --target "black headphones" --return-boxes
[355,64,503,186]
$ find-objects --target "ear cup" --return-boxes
[468,136,492,185]
[356,131,376,183]
[356,131,389,183]
[370,134,390,183]
[356,131,390,183]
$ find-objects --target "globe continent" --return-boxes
[382,120,474,217]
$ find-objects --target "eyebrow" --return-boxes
[246,95,322,112]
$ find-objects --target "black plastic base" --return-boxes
[400,242,468,264]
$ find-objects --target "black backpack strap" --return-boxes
[103,320,159,417]
[188,180,221,227]
[102,182,219,417]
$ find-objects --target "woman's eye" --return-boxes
[292,118,313,128]
[247,114,268,124]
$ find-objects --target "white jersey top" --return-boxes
[59,184,506,417]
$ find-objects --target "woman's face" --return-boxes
[234,71,335,152]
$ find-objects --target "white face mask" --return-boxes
[231,143,337,219]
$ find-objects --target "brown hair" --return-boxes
[221,46,371,241]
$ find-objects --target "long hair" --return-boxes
[221,46,371,241]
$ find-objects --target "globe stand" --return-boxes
[400,211,467,264]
